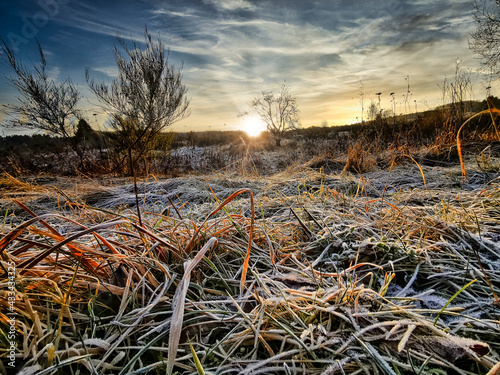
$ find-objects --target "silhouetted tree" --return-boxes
[74,118,102,153]
[86,27,190,175]
[250,83,300,146]
[86,27,190,226]
[0,39,84,168]
[470,0,500,74]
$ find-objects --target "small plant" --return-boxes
[86,27,190,176]
[476,146,500,172]
[343,139,376,173]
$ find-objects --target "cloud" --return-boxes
[0,110,41,135]
[0,110,19,128]
[151,9,191,17]
[47,66,61,81]
[141,0,478,126]
[92,66,119,78]
[0,0,483,131]
[203,0,255,11]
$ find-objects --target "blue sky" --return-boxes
[0,0,489,133]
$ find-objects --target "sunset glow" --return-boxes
[0,0,490,133]
[242,115,267,137]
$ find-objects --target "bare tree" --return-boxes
[86,28,190,174]
[0,39,84,167]
[470,0,500,75]
[250,83,300,146]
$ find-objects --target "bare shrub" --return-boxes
[86,27,190,176]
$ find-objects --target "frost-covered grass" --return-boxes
[1,162,500,374]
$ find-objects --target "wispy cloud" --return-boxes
[203,0,255,11]
[46,66,61,82]
[91,66,119,78]
[0,0,484,130]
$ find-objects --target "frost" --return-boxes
[419,294,448,310]
[16,365,43,375]
[73,338,111,350]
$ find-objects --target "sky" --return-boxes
[0,0,492,135]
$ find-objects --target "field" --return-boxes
[3,0,500,372]
[1,137,500,375]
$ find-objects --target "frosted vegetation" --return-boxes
[2,3,500,373]
[1,153,500,374]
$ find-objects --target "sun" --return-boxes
[242,115,267,137]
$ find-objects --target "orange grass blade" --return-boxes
[365,198,401,213]
[11,200,104,272]
[455,106,500,180]
[18,218,128,273]
[6,200,120,271]
[240,190,254,293]
[0,213,58,253]
[28,227,104,272]
[13,199,61,236]
[402,154,427,190]
[39,214,124,256]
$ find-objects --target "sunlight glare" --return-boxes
[242,116,266,137]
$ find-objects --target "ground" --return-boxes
[0,153,499,374]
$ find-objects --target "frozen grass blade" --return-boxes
[356,337,397,375]
[397,324,416,353]
[167,237,218,375]
[117,330,170,375]
[487,361,500,375]
[34,354,94,375]
[183,188,255,293]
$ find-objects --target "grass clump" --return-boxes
[1,165,500,374]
